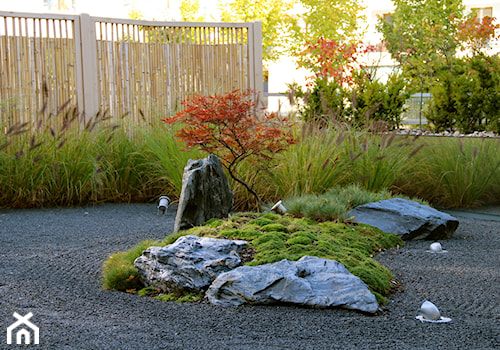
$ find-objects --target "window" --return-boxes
[472,7,493,21]
[383,13,393,25]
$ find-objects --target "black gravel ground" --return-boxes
[0,203,498,350]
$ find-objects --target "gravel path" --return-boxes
[0,203,498,349]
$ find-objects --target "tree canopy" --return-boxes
[217,0,365,62]
[377,0,465,89]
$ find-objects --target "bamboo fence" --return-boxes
[0,12,263,130]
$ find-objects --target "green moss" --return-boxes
[161,232,191,246]
[372,291,387,305]
[262,213,280,221]
[230,212,260,224]
[249,217,276,226]
[286,235,313,246]
[290,231,317,241]
[138,286,160,297]
[203,218,224,228]
[102,239,159,291]
[185,225,218,237]
[277,216,292,226]
[260,223,289,233]
[217,229,261,240]
[153,292,203,302]
[154,294,177,302]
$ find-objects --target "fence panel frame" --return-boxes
[0,11,263,126]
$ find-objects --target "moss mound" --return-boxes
[102,213,403,300]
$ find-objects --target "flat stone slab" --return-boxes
[347,198,459,241]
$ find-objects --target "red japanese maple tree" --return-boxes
[162,89,297,210]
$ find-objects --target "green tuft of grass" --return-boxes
[102,239,160,291]
[138,286,160,297]
[283,184,413,222]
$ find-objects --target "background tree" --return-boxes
[456,14,500,55]
[378,0,464,82]
[378,0,464,122]
[180,0,206,22]
[291,0,365,53]
[218,0,298,62]
[218,0,364,62]
[426,16,500,133]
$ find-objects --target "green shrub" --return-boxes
[427,54,500,133]
[352,73,411,128]
[288,79,347,125]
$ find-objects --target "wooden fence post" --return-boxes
[74,13,99,123]
[248,21,264,106]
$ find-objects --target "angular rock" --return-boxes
[174,154,233,233]
[134,235,247,293]
[206,256,379,313]
[347,198,459,241]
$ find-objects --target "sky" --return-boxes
[0,0,220,20]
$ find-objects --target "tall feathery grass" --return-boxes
[268,124,349,197]
[1,99,499,209]
[138,124,204,199]
[342,131,423,193]
[0,106,113,207]
[398,137,500,208]
[0,104,193,208]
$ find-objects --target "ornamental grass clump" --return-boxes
[398,137,500,208]
[341,131,423,193]
[0,105,120,207]
[0,100,196,208]
[268,123,348,197]
[284,184,400,222]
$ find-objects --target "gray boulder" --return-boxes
[206,256,379,313]
[174,154,233,233]
[347,198,459,241]
[134,235,247,293]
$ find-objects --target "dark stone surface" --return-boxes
[347,198,459,241]
[174,154,233,232]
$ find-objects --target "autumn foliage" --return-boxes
[456,15,500,53]
[298,38,375,86]
[162,89,297,209]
